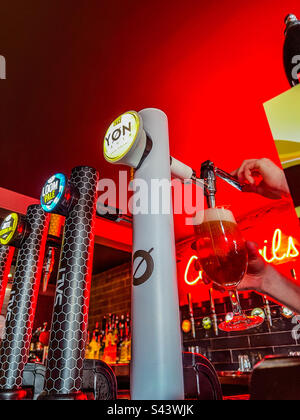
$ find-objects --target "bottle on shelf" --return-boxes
[28,322,49,364]
[85,331,91,359]
[87,330,100,360]
[86,313,131,364]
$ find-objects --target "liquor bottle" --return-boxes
[115,315,119,338]
[29,325,42,355]
[97,332,104,360]
[30,322,48,362]
[116,314,125,363]
[101,315,107,336]
[118,314,125,340]
[88,332,100,359]
[100,331,105,360]
[42,246,56,293]
[93,321,100,341]
[28,325,41,362]
[107,313,112,332]
[119,316,130,364]
[111,318,118,363]
[119,334,128,363]
[38,322,50,364]
[283,14,300,87]
[111,314,116,333]
[85,331,91,359]
[126,313,131,362]
[102,328,114,364]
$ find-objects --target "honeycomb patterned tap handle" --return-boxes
[0,205,49,390]
[43,166,99,397]
[0,245,14,313]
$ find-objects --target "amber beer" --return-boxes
[194,208,248,289]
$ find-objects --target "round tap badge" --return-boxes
[41,173,67,213]
[103,111,140,162]
[202,317,212,330]
[251,308,266,320]
[281,306,294,319]
[0,213,19,245]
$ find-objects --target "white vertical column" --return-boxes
[131,108,184,400]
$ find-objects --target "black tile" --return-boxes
[184,337,211,348]
[270,317,295,333]
[209,335,249,350]
[194,303,210,318]
[209,350,231,363]
[215,329,231,338]
[215,302,226,315]
[250,331,296,347]
[213,363,239,372]
[195,327,214,340]
[273,345,300,356]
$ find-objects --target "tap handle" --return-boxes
[215,167,246,191]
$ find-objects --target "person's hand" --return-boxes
[237,241,268,293]
[200,241,268,294]
[231,158,290,199]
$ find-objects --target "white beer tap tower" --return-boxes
[103,109,185,400]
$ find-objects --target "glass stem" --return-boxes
[228,289,243,317]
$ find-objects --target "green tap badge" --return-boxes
[0,213,19,245]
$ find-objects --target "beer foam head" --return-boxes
[192,210,205,225]
[193,207,236,225]
[203,207,236,224]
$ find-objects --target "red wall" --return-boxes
[1,0,299,201]
[2,1,300,308]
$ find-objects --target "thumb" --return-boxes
[245,240,266,276]
[245,240,260,260]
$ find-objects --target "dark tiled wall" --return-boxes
[181,292,300,372]
[89,263,131,330]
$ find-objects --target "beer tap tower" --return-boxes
[38,167,99,400]
[103,109,246,400]
[0,207,50,400]
[103,109,185,400]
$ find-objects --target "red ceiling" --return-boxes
[0,0,300,245]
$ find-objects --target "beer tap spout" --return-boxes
[201,160,246,208]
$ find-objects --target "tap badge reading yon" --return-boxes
[103,111,140,162]
[41,173,67,213]
[0,213,19,245]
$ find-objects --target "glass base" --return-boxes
[219,314,264,332]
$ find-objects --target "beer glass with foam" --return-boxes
[194,207,264,331]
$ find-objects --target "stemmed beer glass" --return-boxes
[193,207,264,332]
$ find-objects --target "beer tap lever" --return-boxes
[215,167,246,192]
